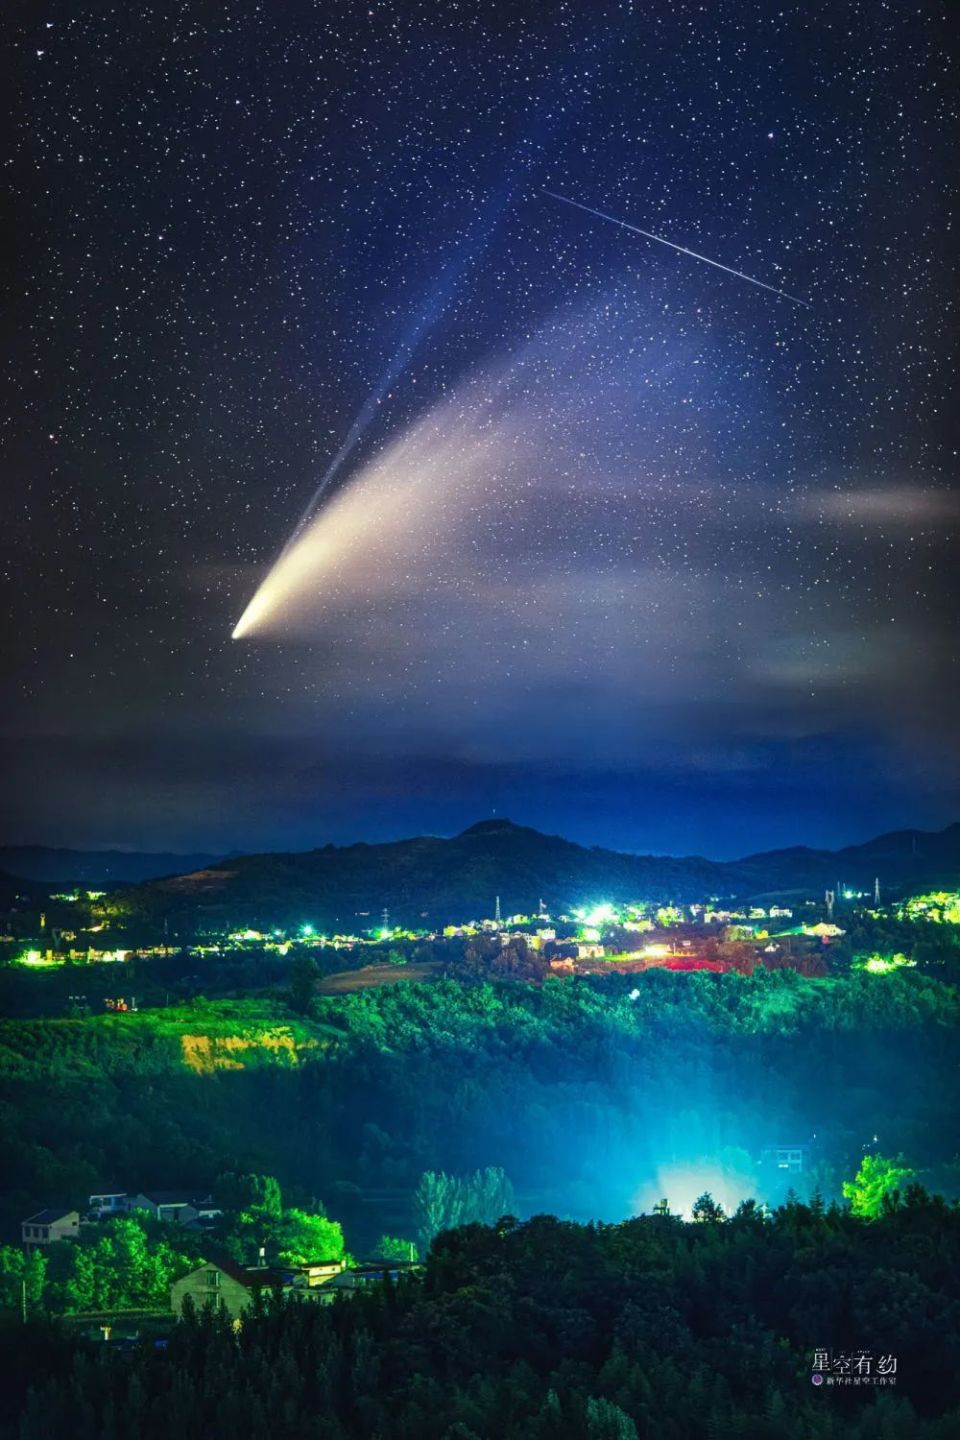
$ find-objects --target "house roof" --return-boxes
[353,1262,421,1277]
[23,1208,78,1225]
[183,1256,283,1289]
[136,1190,206,1206]
[323,1271,357,1290]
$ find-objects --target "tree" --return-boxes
[414,1171,465,1251]
[586,1397,639,1440]
[0,1246,47,1315]
[216,1171,283,1218]
[842,1154,916,1218]
[375,1234,419,1262]
[288,953,318,1014]
[691,1192,725,1223]
[39,1217,198,1314]
[275,1209,345,1264]
[413,1168,516,1251]
[217,1177,345,1265]
[462,1167,515,1227]
[731,1199,766,1225]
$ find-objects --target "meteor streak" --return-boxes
[542,189,811,308]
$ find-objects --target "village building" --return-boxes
[127,1190,221,1225]
[171,1257,419,1318]
[88,1190,127,1219]
[280,1260,346,1288]
[21,1208,80,1251]
[759,1143,810,1174]
[171,1259,272,1319]
[171,1258,348,1319]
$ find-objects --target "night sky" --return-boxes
[4,1,958,858]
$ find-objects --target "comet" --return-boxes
[542,188,811,308]
[233,153,532,641]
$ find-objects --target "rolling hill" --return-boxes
[0,845,230,885]
[105,817,960,932]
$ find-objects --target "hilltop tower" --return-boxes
[825,889,835,922]
[494,895,501,926]
[874,876,880,906]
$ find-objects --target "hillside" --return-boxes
[107,817,960,931]
[0,846,230,885]
[107,818,732,930]
[0,871,47,908]
[2,973,960,1243]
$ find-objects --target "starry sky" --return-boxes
[3,0,958,858]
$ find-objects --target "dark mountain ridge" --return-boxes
[107,818,960,932]
[0,846,232,885]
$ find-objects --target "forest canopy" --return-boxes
[4,1195,960,1439]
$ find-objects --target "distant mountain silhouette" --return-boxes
[0,868,48,906]
[0,846,232,885]
[734,823,960,894]
[107,818,960,931]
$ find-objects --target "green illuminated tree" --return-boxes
[275,1208,346,1264]
[0,1246,47,1314]
[842,1154,916,1218]
[375,1234,419,1262]
[40,1217,195,1313]
[216,1172,344,1264]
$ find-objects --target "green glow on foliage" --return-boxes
[656,906,684,926]
[856,952,916,974]
[574,903,617,927]
[900,891,960,924]
[842,1154,916,1217]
